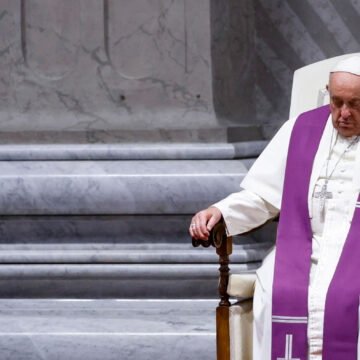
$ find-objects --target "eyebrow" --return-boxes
[331,95,360,102]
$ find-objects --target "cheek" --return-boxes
[331,109,340,123]
[354,115,360,128]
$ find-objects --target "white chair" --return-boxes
[193,52,360,360]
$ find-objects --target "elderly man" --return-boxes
[190,56,360,360]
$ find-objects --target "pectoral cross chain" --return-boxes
[314,133,360,214]
[314,180,332,212]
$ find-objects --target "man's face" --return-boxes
[329,72,360,137]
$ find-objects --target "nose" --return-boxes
[341,104,351,119]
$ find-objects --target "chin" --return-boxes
[337,127,357,137]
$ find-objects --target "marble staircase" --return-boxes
[0,142,275,359]
[0,242,270,298]
[0,142,273,298]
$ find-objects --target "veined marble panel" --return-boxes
[0,1,20,102]
[2,0,359,141]
[0,0,218,138]
[106,0,186,79]
[23,0,80,80]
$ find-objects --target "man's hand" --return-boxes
[189,206,222,240]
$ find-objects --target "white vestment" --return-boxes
[213,114,360,360]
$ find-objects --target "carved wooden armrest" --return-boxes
[192,218,278,360]
[191,218,277,360]
[192,220,232,360]
[192,220,231,304]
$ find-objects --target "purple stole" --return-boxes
[272,105,360,360]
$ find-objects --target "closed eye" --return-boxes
[331,97,343,108]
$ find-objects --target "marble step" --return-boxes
[0,214,276,244]
[1,126,266,145]
[0,215,195,244]
[0,141,267,160]
[0,160,247,215]
[0,237,272,297]
[0,263,258,298]
[0,242,268,297]
[0,159,248,215]
[0,299,217,360]
[0,263,258,279]
[0,243,272,263]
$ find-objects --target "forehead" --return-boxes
[329,72,360,97]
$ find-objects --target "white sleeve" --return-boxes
[213,190,279,236]
[240,117,296,209]
[212,117,296,236]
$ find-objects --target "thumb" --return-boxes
[207,214,219,231]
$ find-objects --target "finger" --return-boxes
[189,218,196,238]
[198,214,210,238]
[190,224,198,239]
[196,228,208,241]
[207,214,219,231]
[191,216,209,241]
[194,222,209,241]
[191,218,198,238]
[194,223,202,239]
[189,226,194,238]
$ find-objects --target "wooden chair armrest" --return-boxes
[192,219,231,304]
[192,220,232,360]
[191,217,277,360]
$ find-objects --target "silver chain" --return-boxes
[325,129,360,181]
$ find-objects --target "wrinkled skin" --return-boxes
[189,206,222,241]
[329,71,360,137]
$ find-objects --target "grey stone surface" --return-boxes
[0,128,232,145]
[0,211,275,298]
[0,215,193,244]
[1,0,360,143]
[0,159,247,215]
[0,265,258,298]
[0,213,275,244]
[0,299,216,359]
[0,335,215,360]
[0,0,219,142]
[0,243,271,264]
[0,141,268,160]
[0,263,257,280]
[211,0,256,125]
[0,237,270,296]
[0,238,273,297]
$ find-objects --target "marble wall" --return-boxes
[1,0,360,142]
[0,0,218,143]
[210,0,256,127]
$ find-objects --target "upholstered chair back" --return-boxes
[289,52,360,119]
